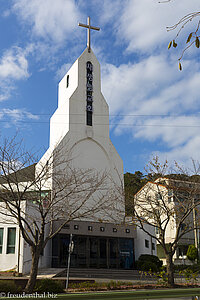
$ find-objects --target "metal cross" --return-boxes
[78,17,100,52]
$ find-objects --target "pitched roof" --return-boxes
[0,163,36,184]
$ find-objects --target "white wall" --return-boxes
[135,225,157,261]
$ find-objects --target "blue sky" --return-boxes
[0,0,200,174]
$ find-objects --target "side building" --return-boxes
[134,177,200,265]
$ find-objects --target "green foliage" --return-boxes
[172,40,177,48]
[0,280,21,293]
[69,281,99,289]
[33,279,64,293]
[179,268,198,285]
[124,171,148,215]
[195,37,200,48]
[174,263,200,273]
[139,268,168,286]
[136,254,163,272]
[140,261,158,272]
[68,280,133,291]
[187,245,198,262]
[168,41,172,49]
[156,270,168,286]
[187,33,193,44]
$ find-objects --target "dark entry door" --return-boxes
[59,236,69,267]
[89,237,98,267]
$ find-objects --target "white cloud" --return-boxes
[0,47,30,101]
[92,0,124,25]
[155,135,200,169]
[55,63,71,82]
[102,52,200,164]
[116,0,200,54]
[0,108,39,127]
[2,9,11,18]
[0,47,29,80]
[102,55,181,115]
[12,0,82,43]
[97,0,200,167]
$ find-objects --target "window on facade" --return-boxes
[100,227,105,232]
[66,75,69,88]
[168,197,172,203]
[145,239,149,248]
[88,226,93,232]
[41,192,50,208]
[168,190,173,197]
[168,190,173,203]
[126,229,130,233]
[0,228,3,254]
[7,228,16,254]
[113,228,117,233]
[152,242,155,251]
[156,192,162,201]
[63,224,70,229]
[74,225,79,230]
[155,227,160,235]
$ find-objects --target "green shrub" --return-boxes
[34,279,64,293]
[187,245,198,262]
[179,268,198,284]
[174,263,200,273]
[140,261,158,272]
[136,254,163,271]
[0,280,21,293]
[156,270,168,286]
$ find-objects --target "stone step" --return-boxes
[56,268,143,279]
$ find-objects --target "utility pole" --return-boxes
[66,234,74,290]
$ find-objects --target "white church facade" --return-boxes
[0,18,156,274]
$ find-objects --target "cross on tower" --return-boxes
[78,17,100,52]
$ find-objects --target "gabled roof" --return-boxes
[135,177,200,197]
[134,180,168,197]
[0,163,36,184]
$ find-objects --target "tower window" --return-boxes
[87,111,92,126]
[66,75,69,88]
[86,61,93,126]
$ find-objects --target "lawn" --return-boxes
[56,288,200,299]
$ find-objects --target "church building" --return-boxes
[0,18,156,274]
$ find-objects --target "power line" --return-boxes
[1,112,200,117]
[0,119,200,128]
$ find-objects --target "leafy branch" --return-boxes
[159,1,200,70]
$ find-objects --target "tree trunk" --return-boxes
[166,253,175,287]
[24,247,41,293]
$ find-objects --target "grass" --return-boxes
[1,288,200,299]
[57,288,200,299]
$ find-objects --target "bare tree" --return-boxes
[134,156,200,287]
[0,135,124,293]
